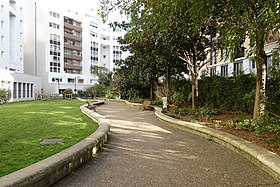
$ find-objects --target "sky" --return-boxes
[38,0,127,22]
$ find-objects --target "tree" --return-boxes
[191,0,280,118]
[90,65,113,87]
[100,0,212,109]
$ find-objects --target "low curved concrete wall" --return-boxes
[0,101,110,187]
[152,106,280,181]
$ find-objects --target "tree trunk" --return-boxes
[253,39,266,119]
[191,58,199,109]
[166,62,171,100]
[149,81,154,100]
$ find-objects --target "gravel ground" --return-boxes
[54,101,280,187]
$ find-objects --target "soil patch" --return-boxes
[40,138,64,145]
[166,111,280,156]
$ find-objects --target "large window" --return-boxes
[90,41,98,65]
[50,34,61,73]
[113,46,122,64]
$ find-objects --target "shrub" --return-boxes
[0,89,11,104]
[63,88,73,99]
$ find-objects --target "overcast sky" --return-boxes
[36,0,126,22]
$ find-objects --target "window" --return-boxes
[103,55,106,58]
[23,83,26,98]
[210,67,216,76]
[52,78,62,82]
[1,35,4,43]
[221,65,228,76]
[67,78,75,83]
[113,46,122,64]
[13,82,17,99]
[90,41,98,64]
[1,5,4,13]
[49,11,60,18]
[49,22,60,29]
[27,84,30,98]
[234,61,243,75]
[18,83,22,98]
[211,49,217,65]
[49,34,61,73]
[31,84,33,97]
[20,20,23,27]
[251,59,256,69]
[1,51,4,58]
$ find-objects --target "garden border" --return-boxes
[0,100,109,187]
[123,100,280,181]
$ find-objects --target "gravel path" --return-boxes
[54,101,280,187]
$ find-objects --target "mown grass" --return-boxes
[0,99,98,177]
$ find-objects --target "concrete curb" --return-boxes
[0,101,110,187]
[152,106,280,181]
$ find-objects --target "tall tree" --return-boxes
[100,0,213,108]
[191,0,280,118]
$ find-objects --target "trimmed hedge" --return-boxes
[171,74,279,115]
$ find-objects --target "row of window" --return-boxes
[13,82,34,99]
[50,34,61,73]
[49,11,60,18]
[49,22,60,29]
[52,78,84,84]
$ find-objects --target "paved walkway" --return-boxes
[55,101,279,186]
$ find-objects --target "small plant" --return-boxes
[0,88,11,104]
[199,107,220,117]
[151,98,162,106]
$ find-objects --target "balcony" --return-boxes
[64,23,82,32]
[64,63,82,71]
[64,33,82,42]
[64,54,82,61]
[64,43,82,51]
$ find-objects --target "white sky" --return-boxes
[37,0,126,22]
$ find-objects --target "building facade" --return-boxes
[207,34,280,77]
[0,0,41,102]
[23,0,128,95]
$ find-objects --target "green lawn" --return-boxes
[0,99,98,177]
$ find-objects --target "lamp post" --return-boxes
[56,78,60,95]
[74,77,77,94]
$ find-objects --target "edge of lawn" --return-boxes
[0,100,110,187]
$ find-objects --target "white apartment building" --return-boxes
[207,35,279,77]
[23,0,128,95]
[0,0,41,102]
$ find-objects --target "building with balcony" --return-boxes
[23,0,128,95]
[207,34,279,77]
[0,0,41,102]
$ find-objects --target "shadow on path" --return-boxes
[55,101,279,187]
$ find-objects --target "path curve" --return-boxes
[55,101,279,186]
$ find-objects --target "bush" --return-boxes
[63,88,73,99]
[0,89,11,104]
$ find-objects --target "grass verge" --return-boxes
[0,99,98,177]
